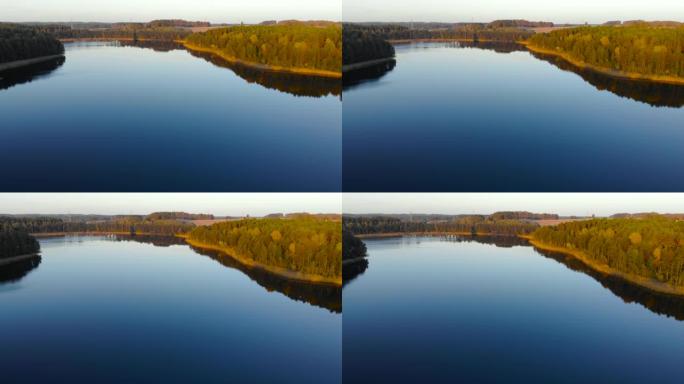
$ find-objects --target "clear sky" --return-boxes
[1,0,341,23]
[344,194,684,217]
[343,0,684,24]
[0,194,341,216]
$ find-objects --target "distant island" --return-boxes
[0,212,342,286]
[183,22,342,78]
[525,23,684,85]
[0,24,64,71]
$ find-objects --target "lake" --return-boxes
[0,236,341,383]
[343,235,684,384]
[342,42,684,191]
[0,41,341,191]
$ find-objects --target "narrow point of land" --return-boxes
[181,235,342,286]
[342,57,395,73]
[0,54,64,72]
[522,41,684,86]
[522,235,684,296]
[0,253,40,267]
[182,42,342,79]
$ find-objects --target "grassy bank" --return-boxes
[182,235,342,286]
[523,41,684,85]
[524,235,684,296]
[183,42,341,78]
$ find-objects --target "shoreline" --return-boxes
[182,236,342,286]
[0,253,40,267]
[342,57,395,73]
[523,236,684,296]
[356,231,522,239]
[523,42,684,86]
[0,54,64,73]
[182,42,342,79]
[388,38,513,44]
[31,231,173,238]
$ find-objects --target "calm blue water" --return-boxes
[0,42,341,191]
[0,236,341,383]
[343,236,684,383]
[343,42,684,191]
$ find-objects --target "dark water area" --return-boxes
[343,42,684,191]
[343,236,684,384]
[0,236,341,383]
[0,41,341,191]
[0,57,65,91]
[342,60,396,90]
[0,256,41,285]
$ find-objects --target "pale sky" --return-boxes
[0,194,341,216]
[344,194,684,217]
[0,0,341,23]
[343,0,684,24]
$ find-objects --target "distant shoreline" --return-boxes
[182,42,342,79]
[181,236,342,286]
[356,231,521,239]
[523,236,684,296]
[0,54,64,73]
[523,41,684,86]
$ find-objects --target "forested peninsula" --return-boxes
[185,216,342,285]
[0,24,64,67]
[530,216,684,295]
[183,23,342,77]
[526,24,684,84]
[343,24,395,68]
[0,224,40,262]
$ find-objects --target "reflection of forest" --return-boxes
[343,60,396,90]
[0,57,65,91]
[190,246,341,313]
[529,50,684,108]
[343,258,368,287]
[534,247,684,321]
[119,40,185,52]
[0,256,42,285]
[186,49,341,98]
[113,235,341,313]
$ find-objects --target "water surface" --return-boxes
[343,236,684,383]
[0,42,341,191]
[0,236,341,383]
[343,42,684,191]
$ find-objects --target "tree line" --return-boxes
[343,229,367,260]
[0,215,195,236]
[345,22,534,43]
[532,216,684,287]
[343,213,539,236]
[0,24,64,64]
[527,25,684,79]
[185,24,342,73]
[188,217,342,280]
[343,24,395,65]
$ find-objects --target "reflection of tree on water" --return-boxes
[186,49,341,98]
[113,234,188,247]
[529,50,684,108]
[534,247,684,321]
[0,57,65,91]
[190,246,341,313]
[118,40,185,53]
[343,60,396,90]
[439,234,530,248]
[343,258,368,287]
[113,234,341,312]
[0,256,42,285]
